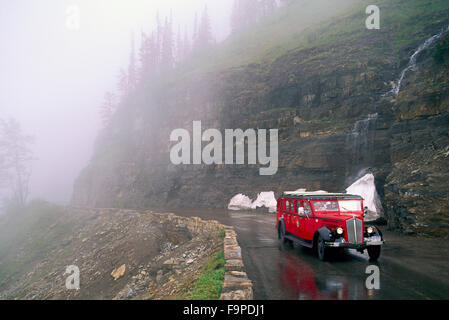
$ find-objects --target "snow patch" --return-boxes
[251,192,277,213]
[346,173,383,221]
[228,191,277,212]
[227,194,253,211]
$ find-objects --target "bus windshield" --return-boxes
[338,200,362,212]
[312,200,363,212]
[312,201,339,212]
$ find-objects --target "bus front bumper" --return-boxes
[324,236,384,249]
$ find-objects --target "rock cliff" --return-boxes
[72,1,449,237]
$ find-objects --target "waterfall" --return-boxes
[383,25,449,97]
[346,113,378,167]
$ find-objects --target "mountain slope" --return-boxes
[73,0,449,237]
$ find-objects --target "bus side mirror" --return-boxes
[364,206,368,217]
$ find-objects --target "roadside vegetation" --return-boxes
[166,0,449,84]
[433,32,449,63]
[175,233,226,300]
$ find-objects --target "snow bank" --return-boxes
[227,194,253,211]
[346,173,383,221]
[251,192,277,212]
[228,191,277,212]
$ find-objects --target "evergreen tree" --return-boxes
[149,31,159,75]
[100,92,117,126]
[139,31,150,78]
[192,12,199,52]
[140,31,159,79]
[116,34,138,99]
[242,0,261,27]
[160,17,174,70]
[118,68,129,97]
[155,12,162,69]
[127,33,138,90]
[231,0,277,33]
[176,24,183,63]
[197,6,213,48]
[183,26,190,58]
[231,0,254,33]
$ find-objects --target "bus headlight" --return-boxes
[367,227,374,234]
[336,227,344,235]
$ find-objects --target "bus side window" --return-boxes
[297,200,305,215]
[303,201,312,216]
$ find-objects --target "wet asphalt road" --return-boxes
[168,208,449,300]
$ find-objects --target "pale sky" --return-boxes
[0,0,233,204]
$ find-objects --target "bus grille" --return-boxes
[346,218,363,243]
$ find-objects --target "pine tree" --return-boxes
[139,31,150,78]
[176,24,183,63]
[231,0,274,33]
[100,92,117,126]
[149,31,159,75]
[183,26,190,58]
[197,6,213,48]
[243,0,260,26]
[192,12,199,52]
[140,31,159,79]
[118,68,128,98]
[156,12,162,69]
[161,17,174,70]
[127,33,137,90]
[230,0,242,33]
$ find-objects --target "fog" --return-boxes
[0,0,233,204]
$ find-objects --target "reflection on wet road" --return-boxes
[277,245,370,300]
[168,208,449,300]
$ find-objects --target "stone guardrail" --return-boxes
[220,226,253,300]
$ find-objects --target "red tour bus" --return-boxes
[276,191,384,261]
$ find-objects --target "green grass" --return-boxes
[433,33,449,63]
[179,249,225,300]
[153,0,449,92]
[379,0,449,51]
[261,106,297,114]
[176,230,226,301]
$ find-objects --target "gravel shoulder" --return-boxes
[0,205,226,300]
